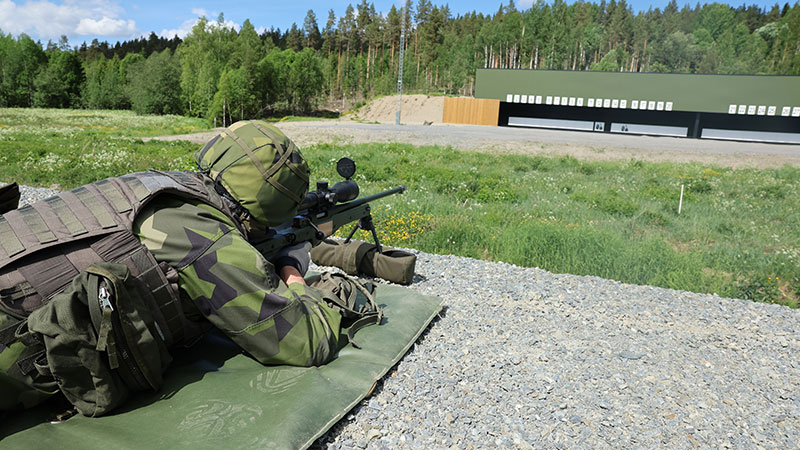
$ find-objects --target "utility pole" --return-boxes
[396,6,406,125]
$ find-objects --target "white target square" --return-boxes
[612,99,619,108]
[569,97,576,106]
[528,95,536,104]
[620,100,627,109]
[603,99,611,108]
[520,95,527,103]
[647,101,656,110]
[587,98,595,107]
[639,100,647,110]
[728,105,737,114]
[738,105,747,114]
[554,96,561,105]
[632,100,639,109]
[781,106,790,116]
[792,107,800,117]
[577,98,584,107]
[747,105,756,115]
[757,105,766,115]
[595,98,603,108]
[545,96,553,105]
[513,94,520,103]
[767,106,776,116]
[535,96,543,104]
[656,101,664,111]
[665,102,673,111]
[506,94,513,102]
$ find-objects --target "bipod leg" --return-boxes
[345,215,383,254]
[344,222,361,243]
[361,214,383,255]
[370,225,383,255]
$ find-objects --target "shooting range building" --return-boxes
[442,69,800,144]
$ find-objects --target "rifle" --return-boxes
[252,158,406,259]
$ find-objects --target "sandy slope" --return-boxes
[347,94,444,124]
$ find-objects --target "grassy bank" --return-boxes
[308,143,799,308]
[1,108,797,307]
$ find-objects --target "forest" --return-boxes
[0,0,798,123]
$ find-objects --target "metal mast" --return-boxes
[395,7,406,125]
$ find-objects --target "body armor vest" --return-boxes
[0,170,245,349]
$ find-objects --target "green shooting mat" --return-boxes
[0,283,442,450]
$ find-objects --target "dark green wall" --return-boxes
[476,69,800,116]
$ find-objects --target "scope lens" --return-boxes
[336,158,356,179]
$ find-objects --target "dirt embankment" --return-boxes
[346,95,444,125]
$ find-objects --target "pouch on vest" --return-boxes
[25,262,171,417]
[307,272,382,349]
[310,239,416,285]
[0,182,20,214]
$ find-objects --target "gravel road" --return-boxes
[11,184,800,449]
[145,121,800,169]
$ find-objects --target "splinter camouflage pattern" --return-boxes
[133,196,341,366]
[0,121,342,411]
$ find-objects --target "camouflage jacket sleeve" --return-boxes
[133,195,342,366]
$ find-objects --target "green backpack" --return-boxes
[1,262,171,417]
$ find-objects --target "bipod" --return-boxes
[344,214,383,254]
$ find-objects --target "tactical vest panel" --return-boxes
[0,170,237,348]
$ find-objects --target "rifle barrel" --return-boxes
[344,185,406,209]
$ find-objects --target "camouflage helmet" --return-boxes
[194,120,310,228]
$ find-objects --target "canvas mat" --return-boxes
[0,282,442,449]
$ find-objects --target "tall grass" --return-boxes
[0,108,208,187]
[1,108,797,307]
[306,143,799,308]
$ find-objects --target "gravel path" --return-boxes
[11,185,800,449]
[145,121,800,169]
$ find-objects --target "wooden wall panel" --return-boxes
[443,97,499,126]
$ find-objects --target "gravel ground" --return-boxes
[11,185,800,449]
[312,251,799,449]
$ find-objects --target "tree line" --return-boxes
[1,0,798,123]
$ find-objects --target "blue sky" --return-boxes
[0,0,793,46]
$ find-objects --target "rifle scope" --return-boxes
[300,180,359,211]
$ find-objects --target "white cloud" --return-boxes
[159,18,196,39]
[158,10,239,40]
[76,17,137,36]
[0,0,139,40]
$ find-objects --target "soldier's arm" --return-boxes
[135,197,342,367]
[279,266,307,286]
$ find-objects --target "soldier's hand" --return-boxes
[272,242,312,276]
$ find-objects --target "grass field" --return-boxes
[0,108,209,187]
[1,108,798,308]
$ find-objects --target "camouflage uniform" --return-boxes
[0,121,344,412]
[133,195,341,366]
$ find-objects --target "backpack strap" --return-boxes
[311,272,383,349]
[342,276,382,349]
[0,319,21,346]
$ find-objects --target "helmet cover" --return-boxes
[194,120,310,228]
